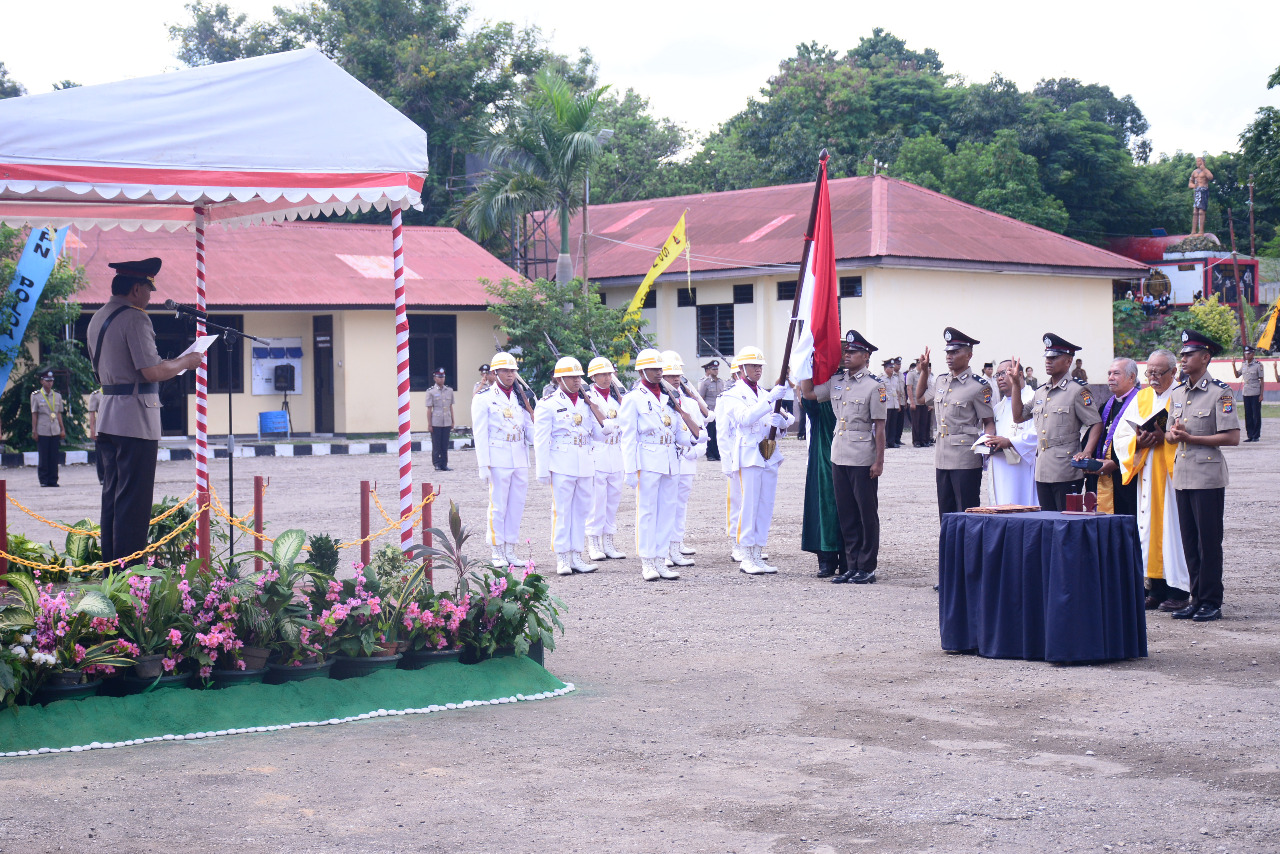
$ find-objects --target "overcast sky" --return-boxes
[3,0,1276,159]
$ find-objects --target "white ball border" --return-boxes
[1,683,575,759]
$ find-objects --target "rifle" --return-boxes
[492,332,536,418]
[588,338,628,400]
[624,333,700,437]
[544,332,606,426]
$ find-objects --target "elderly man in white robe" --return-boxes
[982,359,1038,505]
[1114,348,1191,611]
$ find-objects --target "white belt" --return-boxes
[551,436,590,449]
[490,433,525,443]
[640,435,674,446]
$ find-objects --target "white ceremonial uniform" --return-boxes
[472,384,532,551]
[619,383,692,560]
[718,394,742,544]
[585,384,624,539]
[989,387,1038,506]
[672,399,706,546]
[534,388,604,556]
[720,380,794,549]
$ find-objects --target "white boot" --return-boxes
[570,552,597,573]
[753,545,778,574]
[490,545,509,568]
[640,557,660,582]
[678,541,696,556]
[738,547,766,575]
[555,553,573,576]
[503,542,521,566]
[587,535,607,562]
[602,533,627,559]
[665,543,694,567]
[656,551,680,579]
[730,538,744,563]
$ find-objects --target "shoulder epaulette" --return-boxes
[973,373,989,386]
[1211,378,1231,390]
[1072,377,1088,386]
[869,373,883,382]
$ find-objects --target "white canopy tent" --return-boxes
[0,48,430,557]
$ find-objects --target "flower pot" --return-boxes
[240,646,271,671]
[198,667,269,689]
[132,653,167,679]
[265,658,333,684]
[31,677,102,705]
[372,641,399,658]
[458,644,491,665]
[121,672,191,694]
[399,647,461,670]
[330,653,402,680]
[45,670,87,688]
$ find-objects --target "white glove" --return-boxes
[704,410,716,423]
[767,384,788,403]
[602,418,619,435]
[769,412,789,429]
[696,431,709,445]
[478,466,491,483]
[537,475,550,486]
[625,472,637,488]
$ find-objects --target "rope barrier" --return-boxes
[6,488,200,536]
[206,485,274,544]
[337,490,437,551]
[371,486,397,525]
[0,503,208,575]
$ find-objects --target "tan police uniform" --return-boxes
[698,373,726,461]
[1169,373,1240,612]
[932,371,994,515]
[425,383,455,470]
[31,384,64,487]
[86,293,165,563]
[1239,359,1264,441]
[87,389,104,483]
[1030,376,1101,512]
[830,367,887,579]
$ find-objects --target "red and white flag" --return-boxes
[790,155,841,383]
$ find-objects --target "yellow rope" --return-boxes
[371,486,397,525]
[337,490,437,550]
[7,488,199,536]
[207,484,274,544]
[0,503,207,574]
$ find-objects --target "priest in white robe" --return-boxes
[984,359,1038,505]
[1113,348,1191,611]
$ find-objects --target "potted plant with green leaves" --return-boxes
[111,563,200,690]
[236,529,334,683]
[310,561,404,679]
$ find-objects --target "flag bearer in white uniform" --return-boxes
[719,346,793,574]
[662,351,707,568]
[619,348,698,581]
[471,352,534,568]
[535,356,609,576]
[585,356,627,562]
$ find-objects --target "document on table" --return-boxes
[176,334,219,375]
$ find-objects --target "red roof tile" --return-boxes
[571,175,1149,280]
[66,222,517,309]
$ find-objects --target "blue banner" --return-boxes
[1,225,69,392]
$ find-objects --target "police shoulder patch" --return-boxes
[878,384,888,403]
[982,386,992,405]
[1080,387,1093,406]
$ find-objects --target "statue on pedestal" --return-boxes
[1188,157,1213,235]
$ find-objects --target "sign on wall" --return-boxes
[251,337,303,395]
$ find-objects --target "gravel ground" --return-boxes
[1,420,1277,854]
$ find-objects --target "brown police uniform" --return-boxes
[830,368,887,580]
[87,389,104,483]
[932,371,994,515]
[425,383,455,470]
[1030,376,1101,510]
[698,374,726,460]
[86,294,165,564]
[1170,374,1240,612]
[31,385,64,487]
[1239,360,1264,441]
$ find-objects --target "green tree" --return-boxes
[588,88,693,205]
[0,62,25,99]
[455,69,611,283]
[0,227,97,449]
[482,277,646,391]
[1032,78,1148,150]
[849,27,943,74]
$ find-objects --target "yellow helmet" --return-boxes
[735,346,766,366]
[587,356,615,377]
[490,352,518,371]
[634,348,663,370]
[553,356,585,377]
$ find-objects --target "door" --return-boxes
[312,315,335,434]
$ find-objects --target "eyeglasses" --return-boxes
[1144,367,1169,377]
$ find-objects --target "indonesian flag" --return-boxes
[790,156,841,383]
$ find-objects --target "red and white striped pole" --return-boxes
[391,207,413,551]
[194,207,211,561]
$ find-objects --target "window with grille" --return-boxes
[840,276,863,298]
[696,305,734,357]
[776,280,797,300]
[676,287,697,307]
[733,284,754,304]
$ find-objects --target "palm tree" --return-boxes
[456,69,610,283]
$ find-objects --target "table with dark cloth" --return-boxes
[938,511,1147,663]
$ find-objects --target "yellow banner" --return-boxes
[626,212,687,317]
[1256,298,1279,351]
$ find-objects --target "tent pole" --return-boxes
[194,206,211,562]
[391,207,414,551]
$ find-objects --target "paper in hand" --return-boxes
[176,334,219,375]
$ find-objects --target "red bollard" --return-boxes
[198,490,212,565]
[1,479,8,582]
[360,480,372,568]
[254,476,265,572]
[422,481,433,584]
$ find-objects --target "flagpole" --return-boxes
[763,150,828,457]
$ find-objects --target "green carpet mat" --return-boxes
[0,657,571,758]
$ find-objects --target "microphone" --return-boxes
[164,299,207,318]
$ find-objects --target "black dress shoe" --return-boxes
[831,569,858,584]
[816,567,836,579]
[1171,602,1199,619]
[851,570,877,584]
[1192,604,1222,622]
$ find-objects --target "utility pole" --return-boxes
[1248,174,1256,257]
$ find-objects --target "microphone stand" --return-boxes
[190,313,268,555]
